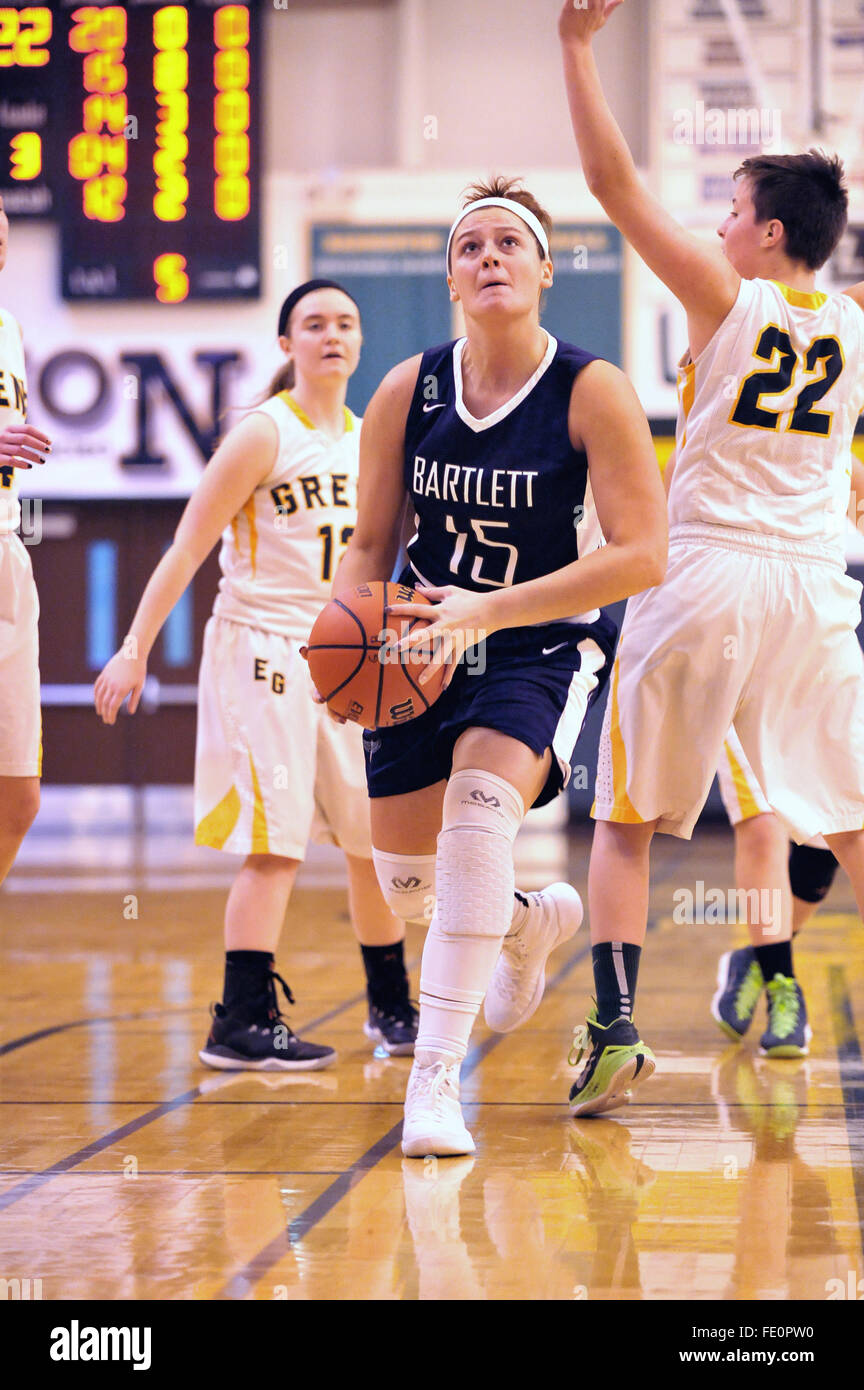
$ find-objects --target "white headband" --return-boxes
[446,197,550,267]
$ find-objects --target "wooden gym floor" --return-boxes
[1,789,862,1302]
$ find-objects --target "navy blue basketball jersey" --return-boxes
[403,333,603,621]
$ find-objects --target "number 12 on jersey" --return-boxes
[318,524,354,582]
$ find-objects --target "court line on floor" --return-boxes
[1,856,681,1246]
[216,917,653,1300]
[0,940,426,1058]
[0,978,409,1210]
[217,1022,519,1300]
[0,1008,199,1057]
[0,1087,203,1213]
[827,963,864,1247]
[214,844,719,1296]
[0,977,382,1057]
[0,1169,349,1178]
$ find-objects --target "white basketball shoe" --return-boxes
[484,883,584,1033]
[401,1053,476,1158]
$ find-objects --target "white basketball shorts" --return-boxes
[194,616,372,859]
[718,724,830,849]
[593,525,864,843]
[0,533,41,777]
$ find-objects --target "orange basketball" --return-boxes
[306,580,449,729]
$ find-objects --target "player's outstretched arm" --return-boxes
[333,355,420,594]
[559,0,739,346]
[94,412,278,724]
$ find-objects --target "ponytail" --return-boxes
[260,359,295,402]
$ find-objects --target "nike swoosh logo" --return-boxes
[422,402,446,412]
[542,642,567,656]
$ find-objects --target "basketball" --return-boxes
[306,580,449,728]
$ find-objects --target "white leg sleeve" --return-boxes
[371,849,437,925]
[416,769,525,1062]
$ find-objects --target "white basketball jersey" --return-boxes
[0,306,28,536]
[212,391,360,641]
[668,278,864,552]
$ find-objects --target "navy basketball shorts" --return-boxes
[363,613,617,808]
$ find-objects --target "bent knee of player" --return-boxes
[734,811,786,856]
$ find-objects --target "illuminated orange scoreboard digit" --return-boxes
[0,2,260,301]
[0,5,56,216]
[61,1,259,301]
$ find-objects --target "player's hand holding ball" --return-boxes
[94,645,148,725]
[305,580,481,729]
[387,583,494,687]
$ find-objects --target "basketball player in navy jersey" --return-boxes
[333,177,668,1157]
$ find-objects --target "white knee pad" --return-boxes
[371,849,437,925]
[442,768,525,837]
[435,769,524,941]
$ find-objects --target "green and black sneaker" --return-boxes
[711,947,764,1042]
[759,974,811,1058]
[568,1008,656,1117]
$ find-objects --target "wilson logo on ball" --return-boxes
[389,700,416,723]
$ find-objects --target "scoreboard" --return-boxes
[0,2,260,302]
[0,5,56,217]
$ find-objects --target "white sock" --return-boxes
[416,769,524,1062]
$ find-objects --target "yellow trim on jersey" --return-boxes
[228,495,258,575]
[242,494,257,577]
[723,739,763,823]
[247,749,269,854]
[771,281,827,310]
[195,784,242,850]
[279,392,316,431]
[678,360,696,448]
[279,390,354,436]
[592,653,643,823]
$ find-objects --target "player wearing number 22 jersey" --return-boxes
[365,332,618,803]
[561,0,864,1114]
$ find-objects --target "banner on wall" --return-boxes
[2,222,280,500]
[15,335,273,500]
[310,221,623,413]
[310,224,454,414]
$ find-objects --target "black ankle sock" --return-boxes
[754,941,793,983]
[223,950,274,1014]
[361,940,408,1007]
[592,942,642,1026]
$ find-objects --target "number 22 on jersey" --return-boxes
[729,326,844,437]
